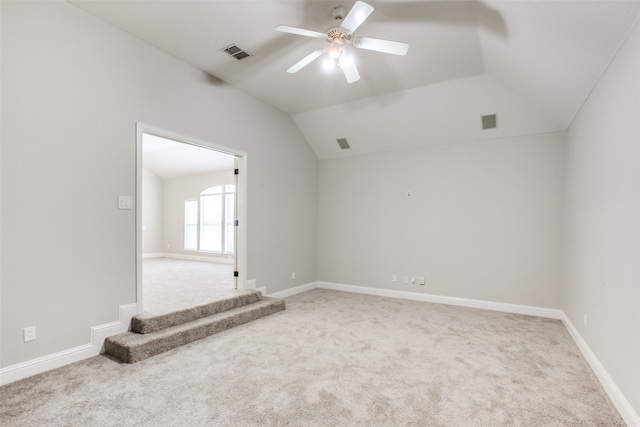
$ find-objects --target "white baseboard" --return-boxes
[142,252,165,259]
[561,313,639,426]
[317,281,562,319]
[267,281,318,299]
[0,303,137,386]
[3,281,636,425]
[143,252,233,264]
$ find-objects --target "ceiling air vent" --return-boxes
[336,138,351,150]
[482,114,497,130]
[221,44,252,60]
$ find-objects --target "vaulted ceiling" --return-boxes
[71,1,640,159]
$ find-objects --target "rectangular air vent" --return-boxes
[336,138,351,150]
[482,114,497,130]
[221,44,252,60]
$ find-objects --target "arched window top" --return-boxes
[201,186,222,196]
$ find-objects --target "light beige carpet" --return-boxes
[0,289,624,426]
[143,257,235,314]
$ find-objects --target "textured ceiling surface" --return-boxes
[71,1,640,159]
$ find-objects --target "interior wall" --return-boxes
[562,20,640,415]
[318,132,565,308]
[142,166,164,254]
[0,1,318,367]
[162,170,233,259]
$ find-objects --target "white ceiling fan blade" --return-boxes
[339,54,360,84]
[353,37,409,56]
[275,25,326,39]
[340,1,374,33]
[287,47,328,73]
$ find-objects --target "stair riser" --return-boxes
[106,300,285,363]
[132,292,262,334]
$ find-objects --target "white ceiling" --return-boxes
[143,133,235,180]
[71,1,640,159]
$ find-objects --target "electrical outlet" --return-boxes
[418,277,426,285]
[23,326,36,342]
[291,272,295,280]
[392,274,397,282]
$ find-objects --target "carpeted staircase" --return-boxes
[105,290,285,363]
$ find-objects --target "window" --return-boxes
[184,185,235,254]
[184,200,198,251]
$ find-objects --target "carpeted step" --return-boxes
[105,297,285,363]
[131,290,263,334]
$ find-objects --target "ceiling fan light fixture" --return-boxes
[323,57,337,70]
[328,42,342,59]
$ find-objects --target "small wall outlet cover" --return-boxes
[291,272,296,280]
[392,274,397,282]
[418,277,426,285]
[23,326,36,342]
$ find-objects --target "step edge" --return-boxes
[108,298,285,346]
[106,299,285,363]
[132,290,264,334]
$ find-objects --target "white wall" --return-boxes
[0,1,318,367]
[142,166,163,254]
[318,133,565,308]
[563,20,640,415]
[162,170,233,258]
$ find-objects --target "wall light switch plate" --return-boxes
[117,195,133,210]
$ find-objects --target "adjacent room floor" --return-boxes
[142,257,236,314]
[0,289,624,426]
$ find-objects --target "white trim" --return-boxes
[142,252,166,259]
[0,303,137,386]
[267,282,318,299]
[317,281,562,319]
[135,122,249,307]
[143,252,234,264]
[561,313,640,427]
[136,124,144,312]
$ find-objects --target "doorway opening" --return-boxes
[136,123,247,315]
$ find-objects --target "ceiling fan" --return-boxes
[275,1,409,83]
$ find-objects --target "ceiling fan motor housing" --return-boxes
[328,27,351,42]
